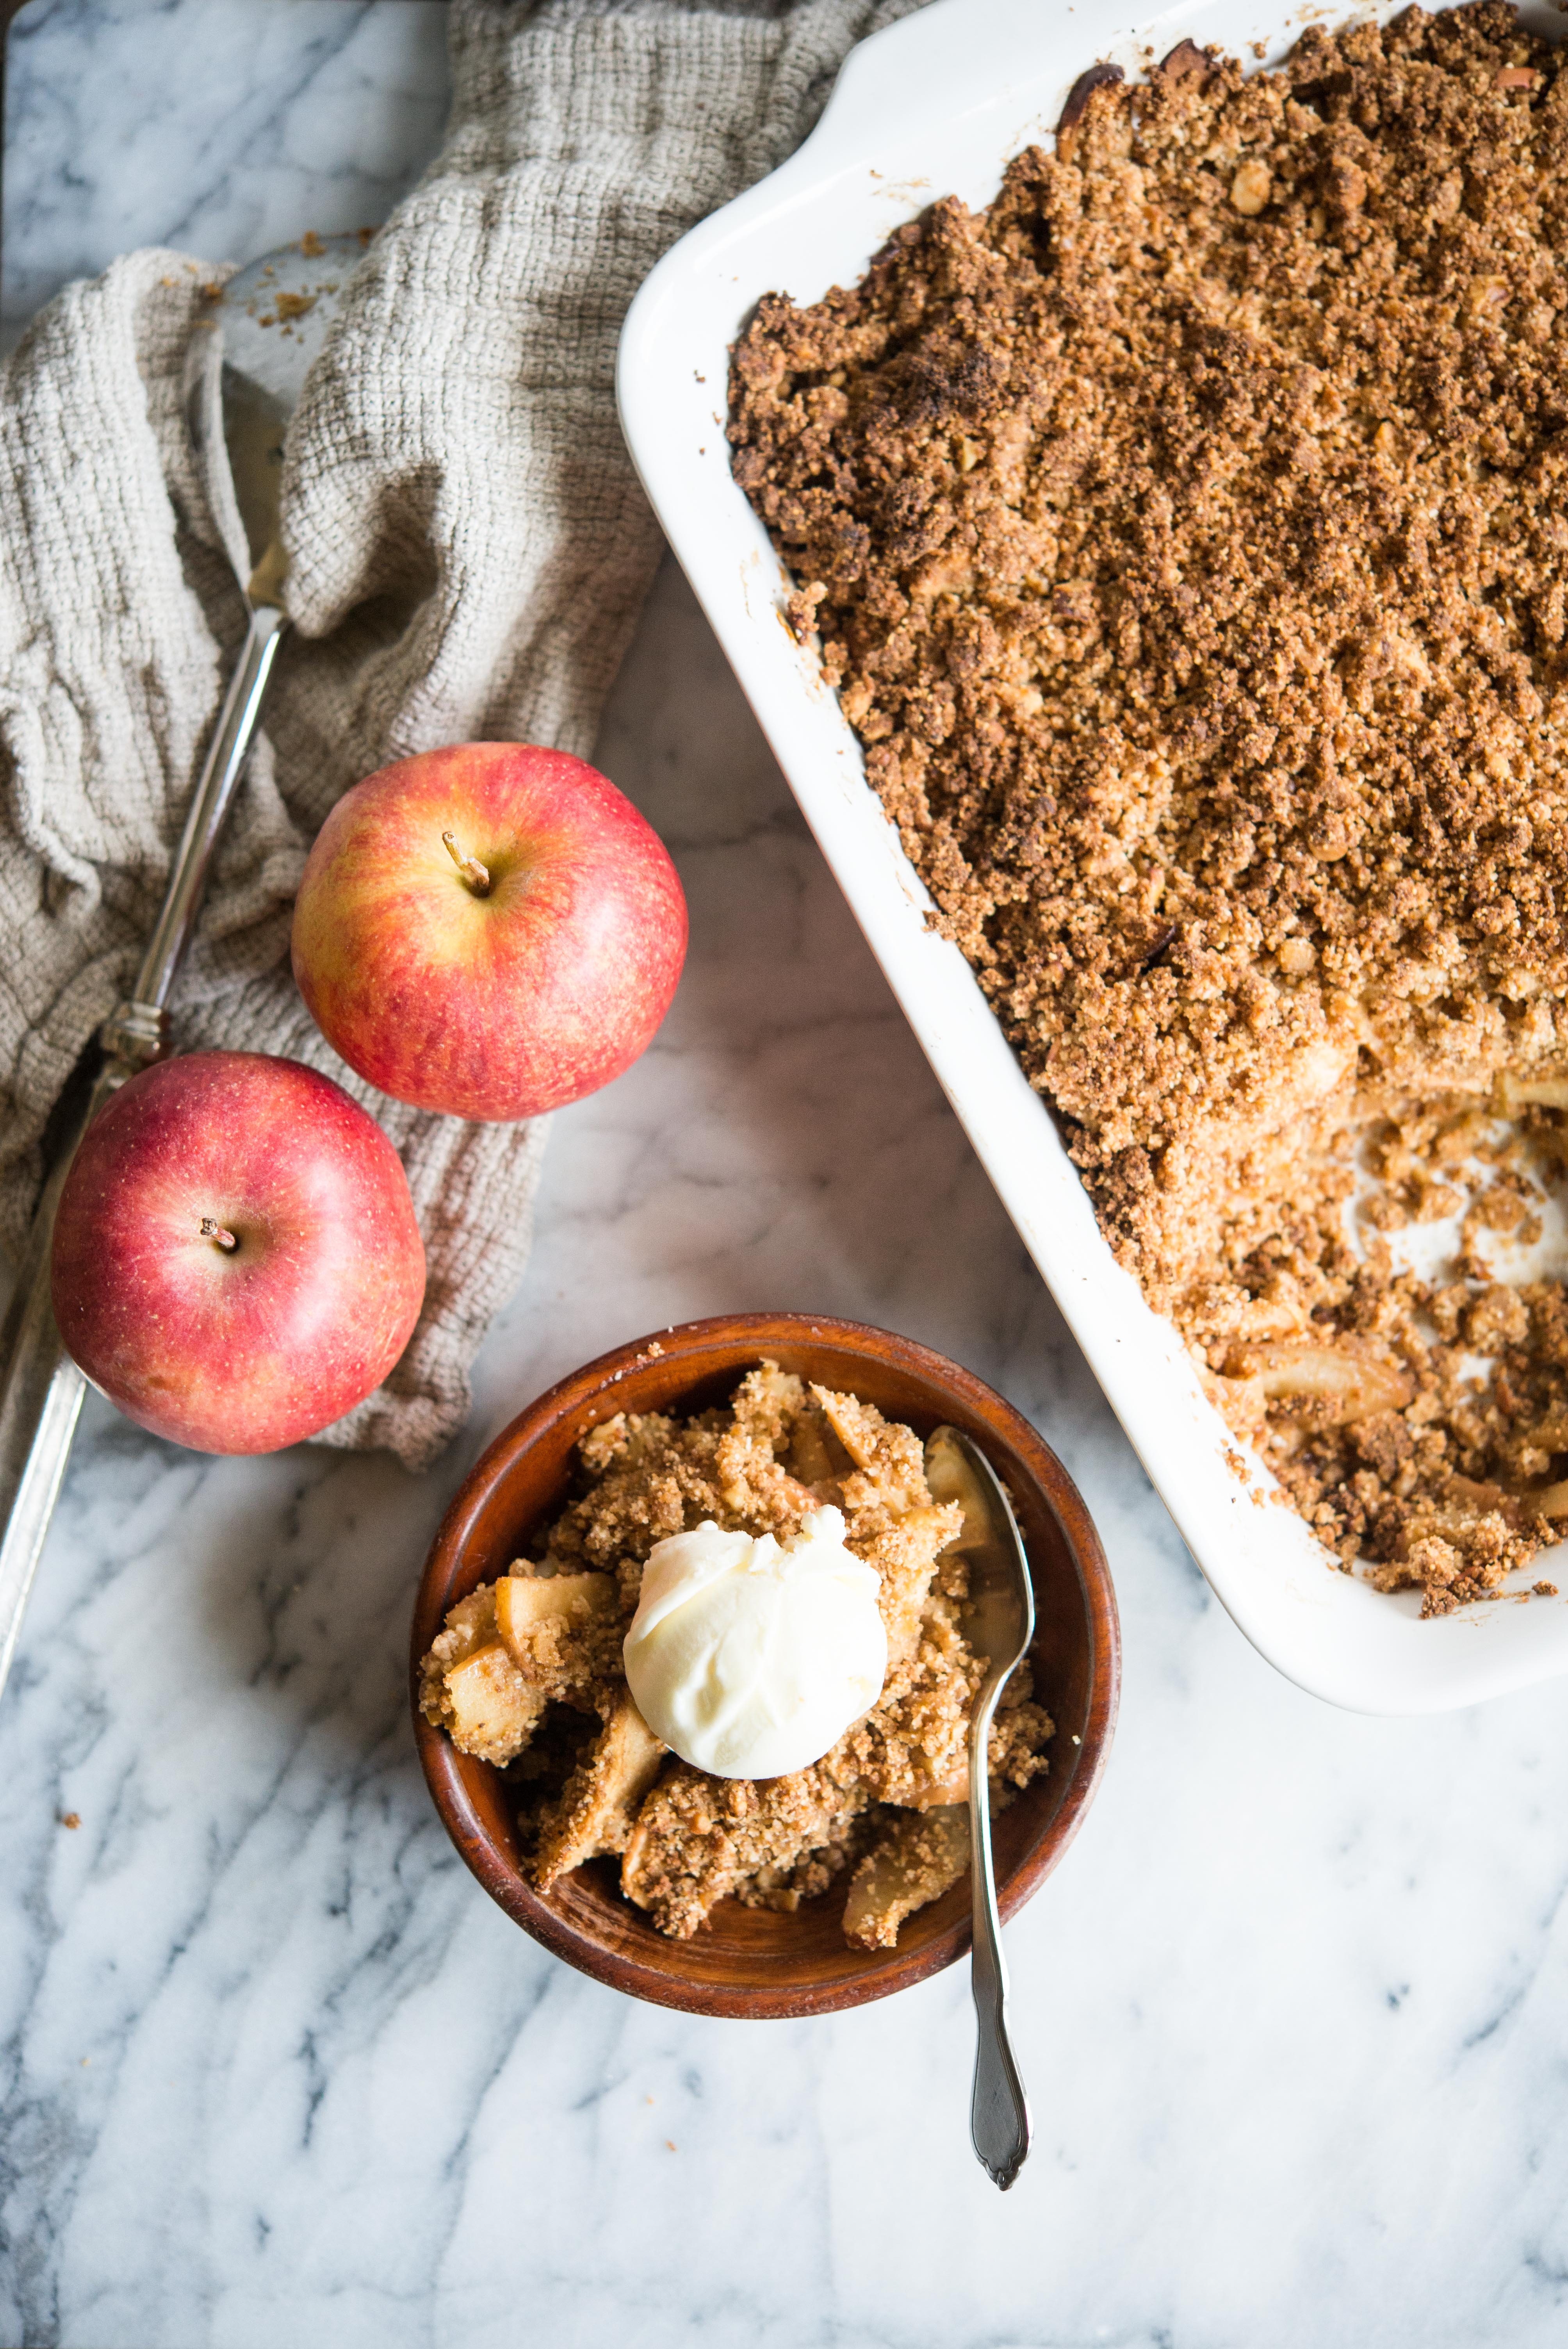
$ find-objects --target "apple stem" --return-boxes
[200,1218,238,1252]
[442,831,492,897]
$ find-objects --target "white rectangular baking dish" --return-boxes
[617,0,1568,1712]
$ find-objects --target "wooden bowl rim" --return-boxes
[412,1311,1120,2018]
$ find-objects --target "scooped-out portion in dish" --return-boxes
[419,1364,1053,1946]
[729,2,1568,1615]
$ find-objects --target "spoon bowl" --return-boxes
[184,230,363,602]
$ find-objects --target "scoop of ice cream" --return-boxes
[622,1506,887,1779]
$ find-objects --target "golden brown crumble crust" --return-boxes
[419,1366,1053,1942]
[729,3,1568,1609]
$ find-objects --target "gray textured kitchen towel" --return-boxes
[0,0,919,1469]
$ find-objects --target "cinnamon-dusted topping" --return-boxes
[730,2,1568,1612]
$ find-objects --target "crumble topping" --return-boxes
[419,1365,1052,1942]
[728,2,1568,1611]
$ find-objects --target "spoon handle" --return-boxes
[130,602,288,1014]
[0,601,287,1710]
[969,1688,1031,2189]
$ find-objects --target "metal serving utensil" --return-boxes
[924,1423,1036,2191]
[0,232,363,1706]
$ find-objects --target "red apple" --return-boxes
[51,1052,426,1455]
[289,743,688,1121]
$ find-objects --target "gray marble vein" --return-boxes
[3,0,451,343]
[4,5,1568,2345]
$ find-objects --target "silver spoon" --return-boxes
[924,1423,1036,2191]
[0,232,362,1706]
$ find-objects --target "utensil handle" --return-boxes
[134,602,287,1009]
[0,600,288,1706]
[0,1059,119,1698]
[970,1696,1031,2190]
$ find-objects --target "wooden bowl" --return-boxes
[412,1312,1120,2018]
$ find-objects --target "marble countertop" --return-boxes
[4,5,1568,2344]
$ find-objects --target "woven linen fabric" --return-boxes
[0,0,918,1471]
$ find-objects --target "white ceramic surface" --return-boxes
[618,0,1568,1714]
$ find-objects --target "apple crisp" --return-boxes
[729,2,1568,1612]
[419,1365,1052,1943]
